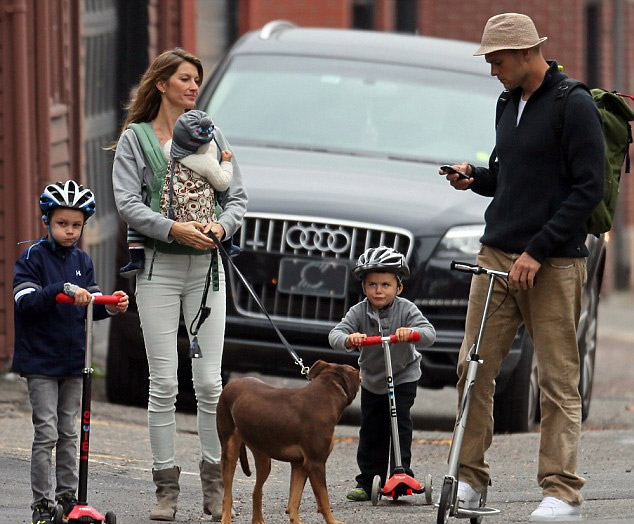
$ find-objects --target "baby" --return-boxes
[120,110,235,277]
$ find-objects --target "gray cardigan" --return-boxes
[329,296,436,394]
[112,126,247,243]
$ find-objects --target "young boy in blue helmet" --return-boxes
[329,246,436,501]
[12,180,129,524]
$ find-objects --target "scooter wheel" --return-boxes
[105,511,117,524]
[51,504,63,524]
[371,474,381,506]
[436,478,453,524]
[424,473,433,505]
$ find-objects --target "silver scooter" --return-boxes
[436,261,509,524]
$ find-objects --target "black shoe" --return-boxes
[221,237,241,258]
[119,260,144,278]
[120,247,145,278]
[55,492,77,522]
[31,500,53,524]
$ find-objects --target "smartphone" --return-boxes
[440,165,470,179]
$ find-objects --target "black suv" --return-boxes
[107,21,605,432]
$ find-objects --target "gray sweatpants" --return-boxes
[27,376,81,505]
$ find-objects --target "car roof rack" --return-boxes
[259,19,297,40]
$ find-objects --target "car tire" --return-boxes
[493,332,539,433]
[579,279,599,421]
[106,311,149,407]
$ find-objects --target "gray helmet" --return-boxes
[352,246,409,281]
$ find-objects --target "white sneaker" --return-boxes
[529,496,582,521]
[456,481,481,509]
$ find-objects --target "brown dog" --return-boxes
[217,360,361,524]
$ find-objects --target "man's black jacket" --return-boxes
[471,61,604,263]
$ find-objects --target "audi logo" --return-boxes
[285,225,352,254]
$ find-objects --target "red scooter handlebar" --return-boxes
[56,293,121,305]
[358,332,421,346]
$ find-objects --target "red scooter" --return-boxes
[358,332,433,506]
[53,293,120,524]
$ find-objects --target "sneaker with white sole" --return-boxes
[456,481,481,509]
[529,496,582,521]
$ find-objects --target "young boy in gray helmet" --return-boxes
[329,246,436,501]
[120,109,234,277]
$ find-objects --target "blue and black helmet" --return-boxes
[39,180,96,224]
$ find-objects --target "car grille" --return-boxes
[230,213,414,325]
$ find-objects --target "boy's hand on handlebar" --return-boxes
[346,333,367,348]
[106,290,129,314]
[71,288,92,306]
[221,150,233,162]
[395,327,415,343]
[509,252,541,290]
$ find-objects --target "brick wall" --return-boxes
[239,0,350,33]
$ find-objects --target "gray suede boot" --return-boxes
[199,460,225,521]
[150,466,180,521]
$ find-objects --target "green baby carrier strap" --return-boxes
[127,122,219,290]
[128,122,167,215]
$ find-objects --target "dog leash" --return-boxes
[207,230,311,378]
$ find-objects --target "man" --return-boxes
[441,13,604,522]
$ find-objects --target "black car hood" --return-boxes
[234,144,487,237]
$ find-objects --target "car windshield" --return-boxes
[205,54,499,165]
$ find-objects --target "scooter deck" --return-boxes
[455,506,500,517]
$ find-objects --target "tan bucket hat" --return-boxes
[473,13,547,56]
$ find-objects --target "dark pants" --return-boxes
[355,381,417,491]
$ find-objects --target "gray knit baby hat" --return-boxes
[171,109,215,160]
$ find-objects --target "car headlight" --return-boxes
[434,224,484,259]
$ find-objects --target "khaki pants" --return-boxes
[457,245,586,505]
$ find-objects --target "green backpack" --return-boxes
[496,79,634,236]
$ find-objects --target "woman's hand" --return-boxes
[203,222,226,247]
[170,221,217,250]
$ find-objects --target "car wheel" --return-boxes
[579,280,599,421]
[106,312,149,407]
[493,332,539,433]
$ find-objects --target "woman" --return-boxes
[111,48,247,521]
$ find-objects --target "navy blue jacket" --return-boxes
[471,62,604,263]
[12,238,110,377]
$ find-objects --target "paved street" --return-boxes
[0,292,632,523]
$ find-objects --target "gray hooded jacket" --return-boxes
[329,296,436,394]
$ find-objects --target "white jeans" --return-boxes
[136,248,226,470]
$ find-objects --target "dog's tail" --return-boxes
[239,442,251,476]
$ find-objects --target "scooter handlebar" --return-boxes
[56,293,121,305]
[358,332,421,347]
[451,261,509,280]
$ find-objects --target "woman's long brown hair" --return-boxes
[106,48,203,150]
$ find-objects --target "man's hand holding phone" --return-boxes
[440,163,472,190]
